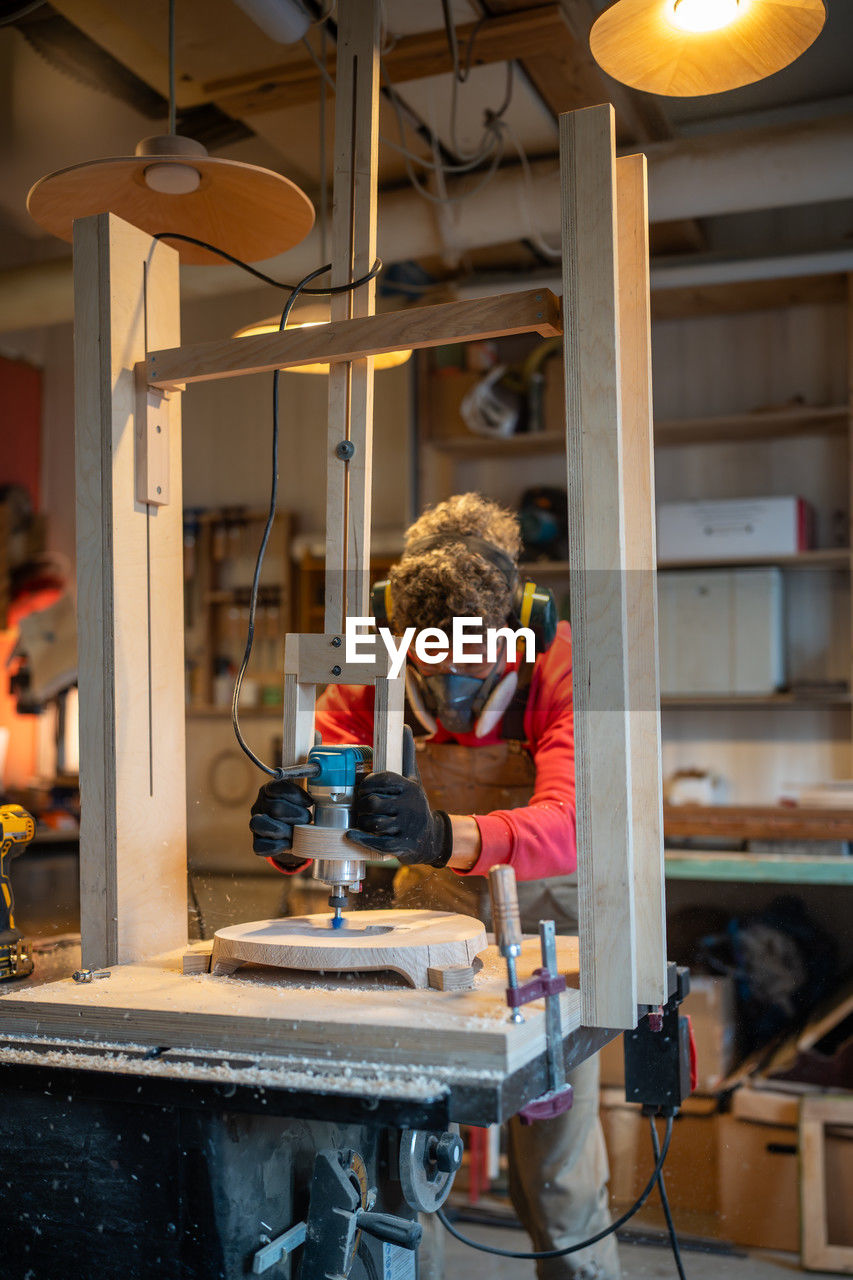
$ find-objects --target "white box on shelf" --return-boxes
[658,568,784,696]
[657,496,813,563]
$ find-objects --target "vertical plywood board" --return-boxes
[324,0,381,633]
[616,153,667,1008]
[73,212,187,968]
[560,105,637,1029]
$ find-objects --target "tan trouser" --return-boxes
[396,868,621,1280]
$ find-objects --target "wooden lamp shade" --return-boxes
[27,135,315,266]
[590,0,826,97]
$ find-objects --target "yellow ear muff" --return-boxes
[519,579,537,629]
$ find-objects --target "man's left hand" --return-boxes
[346,730,453,867]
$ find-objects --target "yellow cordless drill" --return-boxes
[0,804,35,980]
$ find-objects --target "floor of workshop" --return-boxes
[442,1224,836,1278]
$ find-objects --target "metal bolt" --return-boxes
[331,665,342,677]
[335,440,355,460]
[73,968,111,983]
[331,636,342,647]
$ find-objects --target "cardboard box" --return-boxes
[658,568,784,695]
[597,976,736,1095]
[658,496,813,562]
[717,1088,800,1252]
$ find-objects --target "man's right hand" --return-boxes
[250,778,314,869]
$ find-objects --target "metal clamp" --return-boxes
[517,922,573,1125]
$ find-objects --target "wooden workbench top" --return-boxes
[0,937,581,1079]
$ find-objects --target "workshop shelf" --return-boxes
[659,548,850,570]
[665,851,853,885]
[660,692,851,709]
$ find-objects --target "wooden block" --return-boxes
[284,632,392,685]
[373,675,405,774]
[145,291,563,390]
[282,671,316,765]
[73,212,187,969]
[427,959,483,991]
[181,945,212,975]
[560,105,637,1029]
[209,908,488,989]
[134,381,171,507]
[800,1093,853,1273]
[615,151,667,1008]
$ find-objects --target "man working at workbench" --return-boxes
[250,493,619,1280]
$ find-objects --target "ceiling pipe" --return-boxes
[453,246,853,303]
[1,114,852,333]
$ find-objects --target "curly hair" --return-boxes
[388,493,521,632]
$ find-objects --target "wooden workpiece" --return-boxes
[0,937,581,1079]
[209,909,488,989]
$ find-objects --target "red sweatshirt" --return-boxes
[311,620,577,881]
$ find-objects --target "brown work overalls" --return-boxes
[395,738,620,1280]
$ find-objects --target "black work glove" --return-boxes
[345,728,453,868]
[249,778,313,871]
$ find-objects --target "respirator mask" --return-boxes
[406,648,519,739]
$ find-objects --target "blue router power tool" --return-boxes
[284,744,374,928]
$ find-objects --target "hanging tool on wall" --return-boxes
[0,804,36,980]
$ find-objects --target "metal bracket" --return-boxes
[135,379,175,507]
[252,1220,307,1274]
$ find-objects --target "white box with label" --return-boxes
[657,496,812,563]
[658,568,784,696]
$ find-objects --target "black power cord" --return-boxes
[437,1113,675,1262]
[649,1112,688,1280]
[151,231,382,777]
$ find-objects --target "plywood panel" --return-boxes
[73,213,187,968]
[616,152,666,1008]
[0,937,581,1079]
[560,104,637,1029]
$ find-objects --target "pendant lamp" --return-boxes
[233,302,413,374]
[26,3,314,263]
[589,0,826,98]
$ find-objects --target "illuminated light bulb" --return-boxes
[143,163,202,195]
[670,0,744,34]
[235,309,413,374]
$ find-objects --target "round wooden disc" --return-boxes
[27,154,315,265]
[211,908,488,988]
[590,0,825,97]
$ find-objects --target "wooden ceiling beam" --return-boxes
[651,273,848,320]
[206,5,568,118]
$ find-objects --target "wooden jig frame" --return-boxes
[799,1093,853,1273]
[1,4,666,1057]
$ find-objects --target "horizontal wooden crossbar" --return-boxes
[146,289,562,389]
